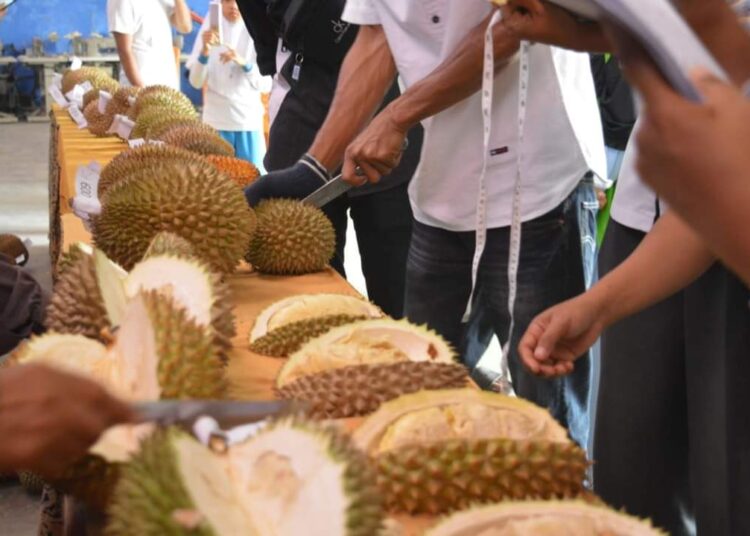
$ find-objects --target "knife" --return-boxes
[302,174,352,208]
[132,399,305,429]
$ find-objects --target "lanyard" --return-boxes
[465,10,530,392]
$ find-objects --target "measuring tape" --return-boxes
[466,10,530,393]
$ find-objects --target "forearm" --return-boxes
[584,212,714,327]
[114,34,144,87]
[171,0,192,34]
[387,14,520,133]
[188,60,208,90]
[308,26,397,171]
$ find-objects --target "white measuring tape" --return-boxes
[465,10,530,393]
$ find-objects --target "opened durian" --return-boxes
[98,144,206,199]
[84,101,113,137]
[276,319,467,418]
[131,106,199,140]
[205,155,260,188]
[352,389,588,515]
[158,124,235,156]
[246,199,336,275]
[250,294,383,357]
[93,159,256,272]
[425,501,665,536]
[17,292,225,508]
[107,418,384,536]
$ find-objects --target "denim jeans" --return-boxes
[404,180,596,447]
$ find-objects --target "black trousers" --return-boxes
[595,220,750,536]
[324,182,413,319]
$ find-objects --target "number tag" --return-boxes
[48,84,68,106]
[68,104,88,129]
[98,91,112,114]
[74,162,102,215]
[108,114,135,139]
[70,57,83,71]
[52,72,63,91]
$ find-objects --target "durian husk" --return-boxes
[84,101,113,137]
[425,500,667,536]
[131,106,199,140]
[93,160,256,273]
[246,199,336,275]
[61,67,113,94]
[353,390,590,515]
[98,144,206,199]
[277,362,469,419]
[250,314,369,358]
[83,88,101,110]
[142,232,197,260]
[128,86,195,120]
[146,117,207,141]
[105,86,141,121]
[158,125,235,157]
[204,155,260,189]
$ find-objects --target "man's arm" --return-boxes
[341,12,520,183]
[113,32,144,88]
[170,0,192,34]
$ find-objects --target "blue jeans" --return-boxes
[404,181,597,448]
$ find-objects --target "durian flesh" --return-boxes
[425,501,665,536]
[107,420,383,536]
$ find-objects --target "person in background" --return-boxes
[108,0,192,89]
[187,0,271,170]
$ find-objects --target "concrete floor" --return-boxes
[0,121,51,535]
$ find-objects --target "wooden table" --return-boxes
[51,110,438,534]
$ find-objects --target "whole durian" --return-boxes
[246,199,336,275]
[158,124,235,156]
[61,67,113,94]
[275,319,468,418]
[107,418,384,536]
[98,144,206,199]
[249,294,383,357]
[93,160,256,273]
[131,106,199,140]
[353,389,589,515]
[205,155,260,188]
[83,88,101,109]
[425,501,666,535]
[105,86,141,120]
[128,86,195,120]
[84,101,114,137]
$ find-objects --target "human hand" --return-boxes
[341,106,408,186]
[244,155,330,207]
[220,47,246,67]
[0,365,134,477]
[518,294,606,378]
[499,0,596,46]
[202,29,220,54]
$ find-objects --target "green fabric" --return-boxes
[597,183,617,248]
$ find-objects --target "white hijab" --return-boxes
[187,7,257,99]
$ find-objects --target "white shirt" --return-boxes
[108,0,179,89]
[343,0,606,231]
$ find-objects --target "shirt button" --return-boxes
[432,15,440,23]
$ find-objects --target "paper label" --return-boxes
[108,114,135,139]
[127,96,136,107]
[98,91,112,114]
[15,254,25,264]
[68,104,88,129]
[65,83,89,109]
[129,138,166,148]
[70,56,83,71]
[74,162,102,215]
[48,84,68,107]
[52,72,63,91]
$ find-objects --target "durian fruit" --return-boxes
[83,88,102,109]
[276,319,468,418]
[17,292,226,508]
[246,199,336,275]
[130,106,199,140]
[107,418,384,536]
[94,77,120,96]
[146,117,207,141]
[205,155,260,189]
[425,501,666,536]
[158,124,235,157]
[93,160,256,272]
[17,471,46,495]
[128,86,195,120]
[61,67,113,94]
[249,294,383,358]
[105,86,141,120]
[84,101,113,137]
[98,144,206,199]
[352,389,589,515]
[143,231,197,260]
[56,242,93,275]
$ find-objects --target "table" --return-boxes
[51,109,438,535]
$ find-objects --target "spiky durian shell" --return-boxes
[93,160,256,273]
[143,232,197,260]
[17,471,45,495]
[146,118,207,141]
[246,199,335,275]
[84,101,113,137]
[105,86,141,120]
[425,500,666,536]
[61,67,112,94]
[107,418,383,536]
[277,362,469,419]
[94,77,120,95]
[131,107,199,140]
[98,144,208,199]
[46,250,110,342]
[250,314,368,357]
[204,155,260,189]
[128,86,195,120]
[158,125,235,157]
[83,88,101,110]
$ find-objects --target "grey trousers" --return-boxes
[594,220,750,536]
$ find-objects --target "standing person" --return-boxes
[107,0,192,89]
[187,0,271,169]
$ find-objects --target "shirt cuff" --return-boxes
[342,2,380,25]
[198,54,209,65]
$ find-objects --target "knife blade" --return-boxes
[132,399,304,429]
[302,174,352,208]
